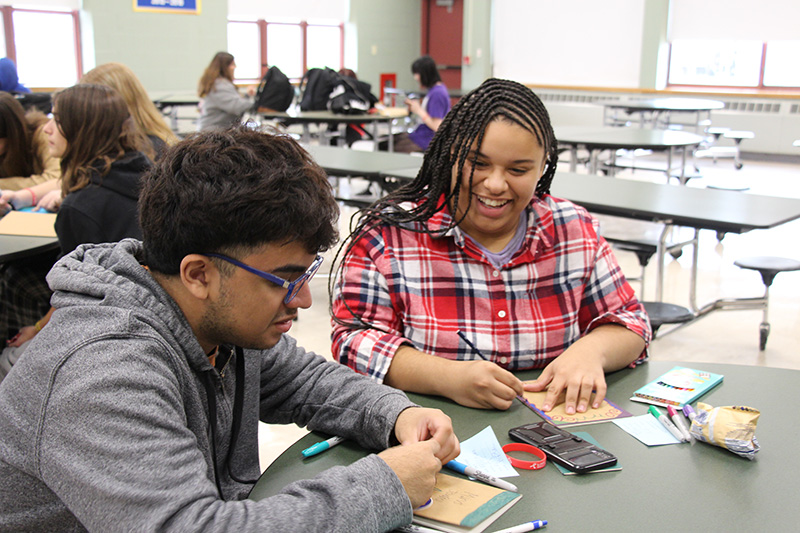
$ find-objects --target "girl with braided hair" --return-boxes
[331,78,650,413]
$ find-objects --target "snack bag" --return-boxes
[689,402,760,460]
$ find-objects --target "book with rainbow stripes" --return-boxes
[631,366,724,407]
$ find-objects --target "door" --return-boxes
[421,0,463,90]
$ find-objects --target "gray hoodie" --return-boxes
[0,239,415,532]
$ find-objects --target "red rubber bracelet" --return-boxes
[502,443,547,470]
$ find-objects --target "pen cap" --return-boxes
[648,405,662,418]
[683,404,696,418]
[667,405,678,417]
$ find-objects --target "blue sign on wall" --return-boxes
[133,0,201,15]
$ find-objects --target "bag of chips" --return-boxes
[690,402,760,460]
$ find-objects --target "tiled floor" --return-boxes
[258,151,800,472]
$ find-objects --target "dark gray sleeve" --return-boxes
[256,335,417,451]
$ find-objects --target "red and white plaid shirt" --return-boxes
[332,195,651,382]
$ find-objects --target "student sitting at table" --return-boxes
[0,83,152,360]
[0,127,458,531]
[82,62,179,157]
[3,62,180,214]
[0,57,29,93]
[0,92,60,192]
[197,52,255,131]
[332,78,651,414]
[381,55,451,153]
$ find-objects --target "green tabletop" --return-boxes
[555,127,705,151]
[305,144,422,177]
[250,361,796,532]
[0,234,59,263]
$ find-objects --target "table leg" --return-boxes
[388,118,394,152]
[688,228,700,312]
[666,148,673,183]
[655,223,671,302]
[679,146,688,185]
[569,146,578,173]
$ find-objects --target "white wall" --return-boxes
[492,0,645,88]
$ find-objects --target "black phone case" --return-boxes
[508,422,617,473]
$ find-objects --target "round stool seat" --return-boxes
[643,302,694,329]
[734,256,800,287]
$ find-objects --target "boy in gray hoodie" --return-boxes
[0,127,459,532]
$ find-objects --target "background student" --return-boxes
[0,92,60,192]
[382,55,451,153]
[197,51,254,131]
[0,57,29,93]
[332,78,650,414]
[0,127,459,531]
[1,83,151,358]
[13,62,179,214]
[81,62,179,157]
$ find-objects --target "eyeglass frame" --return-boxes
[204,252,323,304]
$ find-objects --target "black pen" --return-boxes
[456,330,527,406]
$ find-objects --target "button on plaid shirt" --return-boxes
[332,195,651,382]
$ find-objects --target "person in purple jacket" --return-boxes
[385,55,451,153]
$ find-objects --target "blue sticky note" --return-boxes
[613,414,682,446]
[454,425,518,478]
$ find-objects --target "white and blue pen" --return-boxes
[494,519,548,533]
[301,436,345,458]
[445,460,518,492]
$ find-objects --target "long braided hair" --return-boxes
[330,78,559,327]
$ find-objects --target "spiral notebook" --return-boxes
[412,473,521,533]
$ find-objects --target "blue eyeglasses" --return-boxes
[205,253,324,304]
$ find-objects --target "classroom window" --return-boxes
[266,23,304,80]
[762,41,800,88]
[227,21,261,81]
[668,39,800,90]
[1,7,81,89]
[227,19,343,82]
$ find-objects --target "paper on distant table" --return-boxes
[455,425,519,478]
[612,414,682,446]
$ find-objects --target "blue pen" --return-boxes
[301,436,345,458]
[494,519,548,533]
[445,459,518,492]
[456,330,489,361]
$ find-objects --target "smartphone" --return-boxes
[508,422,617,474]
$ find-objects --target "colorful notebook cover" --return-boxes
[412,473,521,533]
[519,388,633,427]
[630,366,724,407]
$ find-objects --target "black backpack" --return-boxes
[13,92,52,114]
[254,66,294,112]
[328,76,377,115]
[299,67,339,111]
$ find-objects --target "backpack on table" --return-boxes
[254,66,294,112]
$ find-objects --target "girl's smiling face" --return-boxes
[451,118,547,252]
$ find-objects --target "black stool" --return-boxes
[604,239,695,338]
[643,302,695,339]
[734,256,800,350]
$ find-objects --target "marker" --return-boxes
[648,405,686,442]
[667,405,693,441]
[456,330,527,407]
[301,436,345,458]
[494,519,548,533]
[445,460,518,492]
